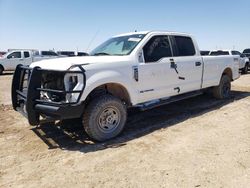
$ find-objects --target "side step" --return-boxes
[136,90,203,111]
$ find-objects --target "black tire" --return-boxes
[213,75,231,99]
[242,63,249,74]
[0,65,3,75]
[83,94,127,141]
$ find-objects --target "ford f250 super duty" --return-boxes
[12,31,240,141]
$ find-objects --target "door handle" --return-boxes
[195,62,201,66]
[19,59,24,61]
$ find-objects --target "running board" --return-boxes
[136,91,203,111]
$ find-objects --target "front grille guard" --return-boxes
[12,64,86,125]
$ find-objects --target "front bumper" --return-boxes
[12,65,86,125]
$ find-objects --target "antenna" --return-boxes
[85,30,100,52]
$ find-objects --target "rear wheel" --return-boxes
[83,94,127,141]
[213,75,231,99]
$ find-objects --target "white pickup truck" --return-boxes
[0,50,58,74]
[209,50,249,74]
[12,31,240,141]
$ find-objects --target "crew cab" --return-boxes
[12,31,240,141]
[209,50,249,74]
[0,50,59,74]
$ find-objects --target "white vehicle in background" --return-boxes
[0,50,59,75]
[57,51,89,57]
[12,31,240,141]
[209,50,249,74]
[34,50,59,57]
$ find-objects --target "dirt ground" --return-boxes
[0,72,250,188]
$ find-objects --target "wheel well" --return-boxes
[87,83,131,106]
[222,68,233,81]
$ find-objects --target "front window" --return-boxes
[243,49,250,53]
[7,52,21,59]
[90,34,145,56]
[143,35,172,63]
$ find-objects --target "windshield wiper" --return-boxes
[93,52,110,56]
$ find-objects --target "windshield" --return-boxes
[90,34,146,56]
[243,49,250,53]
[210,51,229,56]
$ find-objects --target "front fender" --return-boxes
[81,70,137,104]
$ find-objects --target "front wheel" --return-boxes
[213,75,231,99]
[83,94,127,141]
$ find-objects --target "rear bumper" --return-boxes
[12,65,86,125]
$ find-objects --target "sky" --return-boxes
[0,0,250,52]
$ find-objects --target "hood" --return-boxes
[30,56,130,70]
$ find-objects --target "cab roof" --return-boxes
[113,30,191,37]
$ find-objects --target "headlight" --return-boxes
[64,73,84,103]
[40,70,84,104]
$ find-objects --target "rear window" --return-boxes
[210,51,229,56]
[24,51,30,58]
[243,49,250,53]
[173,36,196,56]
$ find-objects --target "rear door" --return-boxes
[170,36,203,93]
[23,51,33,65]
[137,35,180,103]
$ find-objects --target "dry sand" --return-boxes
[0,73,249,188]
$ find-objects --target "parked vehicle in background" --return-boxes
[12,31,240,141]
[34,50,59,57]
[209,50,249,74]
[0,51,7,58]
[57,51,89,57]
[0,50,58,74]
[200,50,210,56]
[243,48,250,60]
[77,52,88,56]
[57,51,75,57]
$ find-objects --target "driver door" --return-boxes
[5,51,23,70]
[137,35,180,103]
